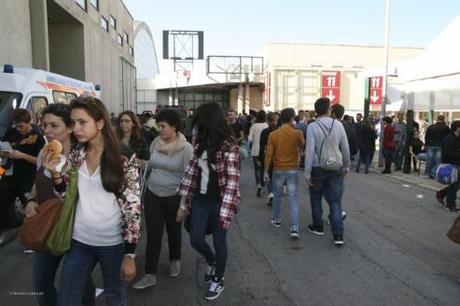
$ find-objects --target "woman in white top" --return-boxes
[46,97,141,306]
[24,103,95,306]
[248,110,268,197]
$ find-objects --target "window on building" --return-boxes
[117,34,123,46]
[129,47,134,56]
[100,17,109,32]
[123,32,129,43]
[110,16,117,29]
[90,0,98,10]
[75,0,87,10]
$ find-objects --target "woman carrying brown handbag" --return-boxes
[24,103,95,306]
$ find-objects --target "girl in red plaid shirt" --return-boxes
[177,102,240,301]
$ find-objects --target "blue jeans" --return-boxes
[427,146,442,177]
[272,170,299,227]
[393,141,404,168]
[252,157,263,186]
[57,240,126,306]
[309,167,344,235]
[33,251,95,306]
[266,167,273,194]
[357,149,372,172]
[189,197,228,279]
[416,152,428,161]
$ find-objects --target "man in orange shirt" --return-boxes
[264,108,304,239]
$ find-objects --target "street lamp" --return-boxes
[378,0,392,167]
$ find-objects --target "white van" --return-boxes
[0,64,100,138]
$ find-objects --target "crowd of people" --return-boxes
[0,95,459,305]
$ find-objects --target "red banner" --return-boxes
[369,76,383,105]
[321,71,341,104]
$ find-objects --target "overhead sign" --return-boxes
[321,71,341,104]
[369,76,383,105]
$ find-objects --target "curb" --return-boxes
[368,167,440,192]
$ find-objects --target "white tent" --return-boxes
[399,16,460,112]
[403,16,460,81]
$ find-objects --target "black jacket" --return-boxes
[441,132,460,166]
[426,122,450,146]
[258,126,277,164]
[357,126,377,152]
[342,121,358,156]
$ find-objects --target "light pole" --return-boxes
[378,0,392,167]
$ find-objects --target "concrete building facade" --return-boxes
[0,0,135,114]
[263,43,423,113]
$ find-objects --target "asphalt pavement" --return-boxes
[1,159,460,306]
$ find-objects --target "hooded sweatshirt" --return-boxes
[304,117,350,180]
[146,132,193,197]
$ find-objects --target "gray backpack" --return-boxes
[315,119,343,171]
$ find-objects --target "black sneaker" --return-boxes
[307,225,324,236]
[205,277,224,301]
[271,218,281,228]
[333,234,344,246]
[204,263,216,283]
[256,186,262,198]
[342,211,347,221]
[266,195,273,206]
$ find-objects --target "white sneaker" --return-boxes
[133,274,156,289]
[290,226,300,239]
[24,248,34,254]
[169,260,181,277]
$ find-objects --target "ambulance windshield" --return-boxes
[0,92,23,139]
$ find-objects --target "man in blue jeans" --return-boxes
[425,115,450,178]
[305,99,350,246]
[264,108,304,239]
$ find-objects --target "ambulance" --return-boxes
[0,64,100,138]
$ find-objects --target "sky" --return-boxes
[123,0,460,73]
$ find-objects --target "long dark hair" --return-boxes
[70,97,125,197]
[195,102,234,163]
[362,118,373,130]
[116,110,144,147]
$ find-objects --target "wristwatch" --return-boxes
[125,253,136,259]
